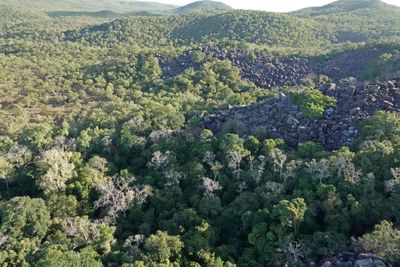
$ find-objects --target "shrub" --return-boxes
[290,88,336,119]
[357,220,400,263]
[298,141,325,159]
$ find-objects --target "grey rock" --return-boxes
[287,115,300,125]
[350,107,361,115]
[279,92,288,102]
[321,262,334,267]
[387,80,395,89]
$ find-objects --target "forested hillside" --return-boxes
[293,0,400,43]
[1,0,400,266]
[60,0,400,51]
[174,1,233,14]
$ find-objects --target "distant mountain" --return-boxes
[292,0,395,17]
[174,1,233,14]
[47,10,160,18]
[1,0,177,13]
[291,0,400,43]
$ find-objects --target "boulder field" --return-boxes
[202,78,400,150]
[158,48,400,150]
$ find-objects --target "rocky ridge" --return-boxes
[157,47,390,89]
[157,47,316,88]
[321,47,386,81]
[202,78,400,150]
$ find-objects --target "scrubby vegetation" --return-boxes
[362,49,400,80]
[1,0,400,266]
[290,88,337,119]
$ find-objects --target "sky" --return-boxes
[140,0,400,12]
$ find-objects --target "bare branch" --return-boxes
[200,176,222,197]
[93,176,151,224]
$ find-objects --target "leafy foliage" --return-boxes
[357,220,400,262]
[290,88,337,119]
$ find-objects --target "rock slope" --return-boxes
[157,47,316,88]
[202,78,400,150]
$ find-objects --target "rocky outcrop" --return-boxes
[201,78,400,150]
[158,47,396,89]
[321,47,384,81]
[308,251,391,267]
[157,47,317,88]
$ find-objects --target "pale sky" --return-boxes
[143,0,400,12]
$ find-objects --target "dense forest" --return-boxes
[1,0,400,266]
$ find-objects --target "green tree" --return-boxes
[360,111,400,144]
[137,53,161,88]
[36,149,76,195]
[273,198,307,231]
[0,196,51,239]
[19,123,53,151]
[143,230,184,264]
[0,156,12,197]
[33,246,103,267]
[357,220,400,263]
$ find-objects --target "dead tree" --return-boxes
[93,176,151,225]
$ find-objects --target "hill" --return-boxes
[293,0,391,16]
[47,10,160,18]
[0,0,177,13]
[174,0,233,14]
[295,0,400,43]
[59,0,400,51]
[62,11,325,48]
[172,11,320,47]
[61,15,195,47]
